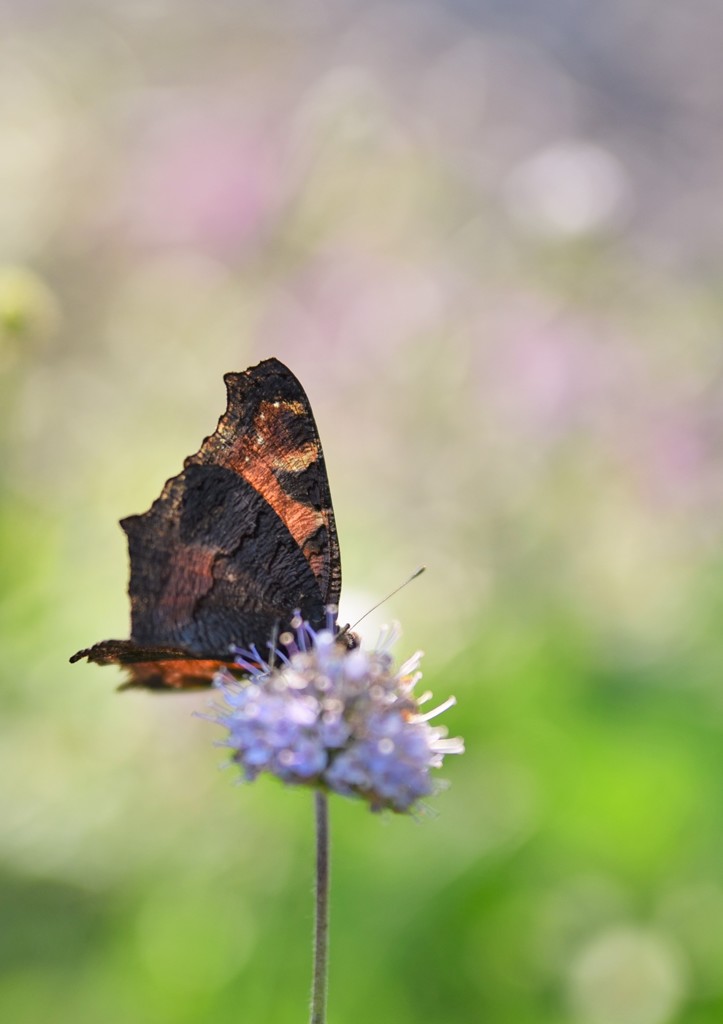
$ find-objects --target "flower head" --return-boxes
[209,612,464,813]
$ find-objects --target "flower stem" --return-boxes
[310,791,330,1024]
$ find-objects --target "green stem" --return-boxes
[310,792,330,1024]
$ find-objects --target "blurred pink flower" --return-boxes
[120,108,285,253]
[259,250,446,365]
[476,295,714,510]
[629,408,709,507]
[477,299,613,437]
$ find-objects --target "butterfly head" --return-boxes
[334,625,360,651]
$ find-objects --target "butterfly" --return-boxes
[70,358,343,689]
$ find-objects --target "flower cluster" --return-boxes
[210,614,463,813]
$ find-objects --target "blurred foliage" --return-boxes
[1,2,722,1023]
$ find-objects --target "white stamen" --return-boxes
[415,695,456,721]
[376,621,402,652]
[433,737,465,754]
[397,651,424,676]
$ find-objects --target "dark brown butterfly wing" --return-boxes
[70,358,341,689]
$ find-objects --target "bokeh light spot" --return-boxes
[568,925,687,1024]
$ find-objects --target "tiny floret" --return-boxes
[208,614,464,813]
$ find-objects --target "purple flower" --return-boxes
[208,616,463,813]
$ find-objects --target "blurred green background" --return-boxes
[1,2,722,1023]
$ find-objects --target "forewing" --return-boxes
[188,358,342,609]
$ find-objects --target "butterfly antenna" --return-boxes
[349,566,426,631]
